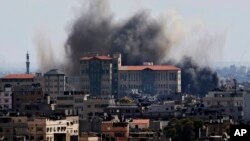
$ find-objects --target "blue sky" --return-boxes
[0,0,250,72]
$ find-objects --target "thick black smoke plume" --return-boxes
[65,2,169,75]
[56,0,225,96]
[175,57,219,96]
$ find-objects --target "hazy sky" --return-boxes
[0,0,250,72]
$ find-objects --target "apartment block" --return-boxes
[0,74,34,90]
[44,69,65,102]
[79,53,121,97]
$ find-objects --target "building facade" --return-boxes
[0,116,28,141]
[80,53,121,97]
[56,92,115,120]
[79,53,181,97]
[101,121,129,141]
[203,89,244,121]
[44,69,65,102]
[0,84,12,110]
[118,63,181,96]
[28,116,79,141]
[0,74,34,90]
[12,84,43,112]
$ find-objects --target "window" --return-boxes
[169,73,177,81]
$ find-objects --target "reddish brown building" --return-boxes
[101,122,129,141]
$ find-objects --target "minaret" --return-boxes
[26,52,30,74]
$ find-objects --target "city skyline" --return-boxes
[1,0,250,72]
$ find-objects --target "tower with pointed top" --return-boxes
[26,52,30,74]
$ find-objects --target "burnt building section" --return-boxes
[79,53,121,97]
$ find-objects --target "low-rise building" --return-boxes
[0,116,28,141]
[129,119,150,129]
[101,121,129,141]
[203,89,244,121]
[104,104,143,118]
[28,116,79,141]
[56,92,114,120]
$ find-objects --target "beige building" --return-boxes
[118,63,181,96]
[28,116,79,141]
[44,69,65,102]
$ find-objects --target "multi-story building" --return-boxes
[44,69,66,101]
[203,89,245,121]
[56,92,115,120]
[80,53,121,97]
[12,84,43,112]
[0,84,12,110]
[118,63,181,96]
[0,74,34,90]
[56,91,89,118]
[28,116,79,141]
[79,53,181,98]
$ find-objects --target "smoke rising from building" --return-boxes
[36,0,226,96]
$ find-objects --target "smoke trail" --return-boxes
[34,30,57,73]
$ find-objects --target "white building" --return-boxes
[44,69,65,102]
[28,116,79,141]
[0,84,12,110]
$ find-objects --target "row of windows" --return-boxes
[2,79,33,82]
[119,84,177,90]
[45,85,64,88]
[47,126,66,132]
[119,72,177,81]
[0,92,11,97]
[45,79,64,82]
[0,99,10,103]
